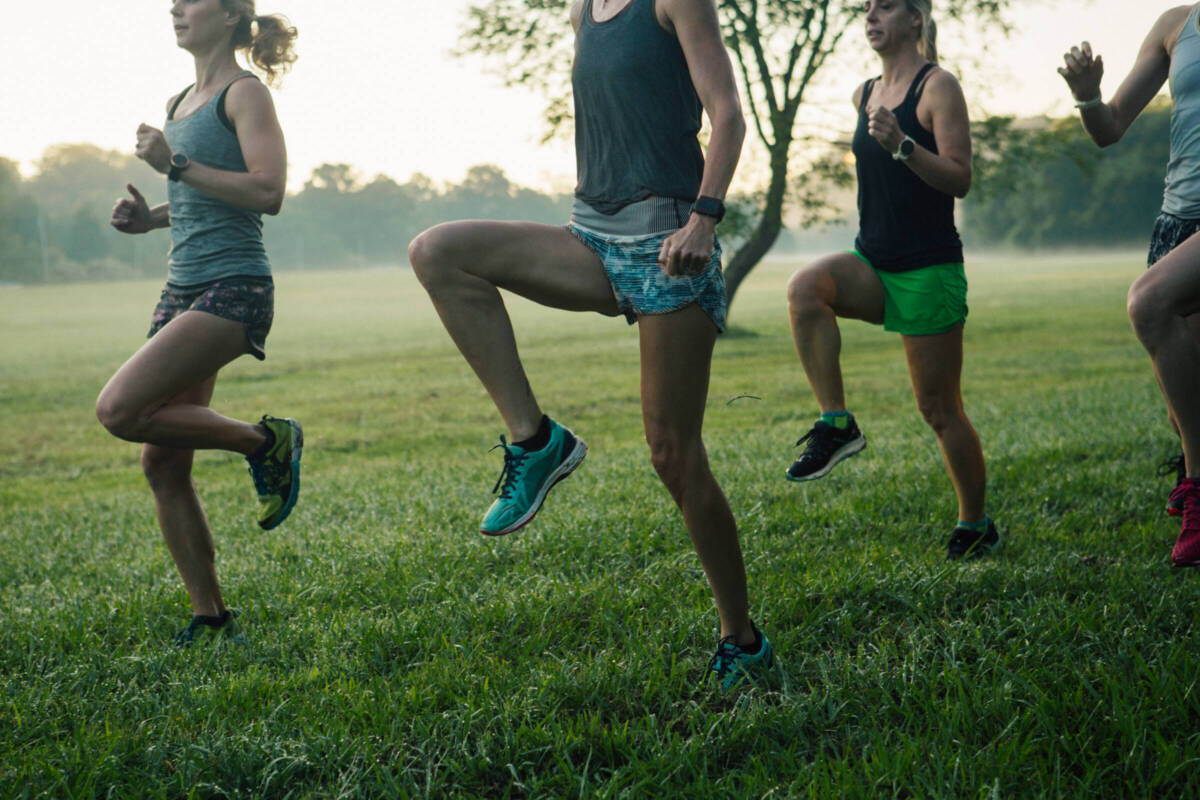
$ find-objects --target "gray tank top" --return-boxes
[164,72,271,287]
[1165,6,1200,218]
[572,0,705,214]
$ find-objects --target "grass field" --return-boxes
[2,252,1199,798]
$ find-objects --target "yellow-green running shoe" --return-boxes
[247,415,303,530]
[708,623,774,692]
[480,418,587,536]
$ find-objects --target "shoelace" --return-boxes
[489,436,527,499]
[248,456,286,495]
[707,636,741,678]
[795,425,837,463]
[1158,454,1186,480]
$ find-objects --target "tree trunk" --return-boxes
[723,138,791,314]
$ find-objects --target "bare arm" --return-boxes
[1058,8,1185,147]
[657,0,747,275]
[135,78,288,214]
[866,71,972,198]
[110,184,170,234]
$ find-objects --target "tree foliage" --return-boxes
[460,0,1022,312]
[965,99,1170,248]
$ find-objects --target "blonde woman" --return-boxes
[785,0,998,559]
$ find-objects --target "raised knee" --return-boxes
[787,267,830,319]
[141,446,193,490]
[95,391,139,440]
[407,225,454,288]
[1127,280,1166,340]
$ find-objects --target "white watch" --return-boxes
[893,135,916,162]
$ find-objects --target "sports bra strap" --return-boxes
[167,85,194,120]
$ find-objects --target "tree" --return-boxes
[459,0,1020,312]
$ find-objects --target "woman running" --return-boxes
[408,0,772,689]
[785,0,999,560]
[97,0,301,643]
[1059,6,1200,566]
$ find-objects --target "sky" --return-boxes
[0,1,1173,194]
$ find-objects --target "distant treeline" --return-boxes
[0,150,573,285]
[0,103,1176,285]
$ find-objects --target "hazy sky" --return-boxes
[0,1,1172,193]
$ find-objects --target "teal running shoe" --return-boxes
[480,418,587,536]
[708,624,774,691]
[247,415,303,530]
[173,609,243,648]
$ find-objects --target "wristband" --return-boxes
[1074,95,1103,111]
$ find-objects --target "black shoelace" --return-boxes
[795,425,837,463]
[489,437,527,499]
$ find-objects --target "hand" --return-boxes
[658,214,717,277]
[1057,41,1104,103]
[111,184,153,234]
[135,123,172,174]
[867,106,904,154]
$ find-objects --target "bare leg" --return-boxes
[409,221,619,440]
[903,325,987,522]
[96,311,266,454]
[786,253,886,412]
[142,377,226,617]
[1129,233,1200,476]
[639,304,753,646]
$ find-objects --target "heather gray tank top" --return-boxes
[572,0,705,214]
[1165,6,1200,217]
[164,72,271,287]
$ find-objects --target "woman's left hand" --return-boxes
[658,214,716,277]
[135,123,173,174]
[867,106,904,154]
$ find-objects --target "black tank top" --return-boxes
[852,63,963,272]
[572,0,705,214]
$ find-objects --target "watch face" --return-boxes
[171,153,188,168]
[900,139,915,156]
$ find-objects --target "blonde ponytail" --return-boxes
[906,0,939,64]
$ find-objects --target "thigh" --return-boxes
[639,304,717,442]
[1139,231,1200,317]
[798,252,886,324]
[903,324,964,404]
[416,220,619,315]
[100,310,249,418]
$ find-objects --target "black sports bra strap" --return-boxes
[167,85,194,120]
[908,63,938,106]
[217,72,259,133]
[859,78,878,112]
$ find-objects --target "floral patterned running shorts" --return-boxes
[148,276,274,360]
[1148,212,1200,268]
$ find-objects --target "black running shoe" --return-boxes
[946,519,1002,560]
[173,609,242,647]
[1159,454,1186,517]
[785,419,866,482]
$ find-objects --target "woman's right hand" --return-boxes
[110,183,152,234]
[1058,41,1104,102]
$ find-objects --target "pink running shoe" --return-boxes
[1170,478,1200,567]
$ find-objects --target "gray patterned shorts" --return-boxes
[148,276,274,360]
[1148,212,1200,268]
[567,225,727,332]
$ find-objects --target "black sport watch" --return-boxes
[691,196,726,223]
[168,152,191,182]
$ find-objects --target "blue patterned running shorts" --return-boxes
[567,225,727,332]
